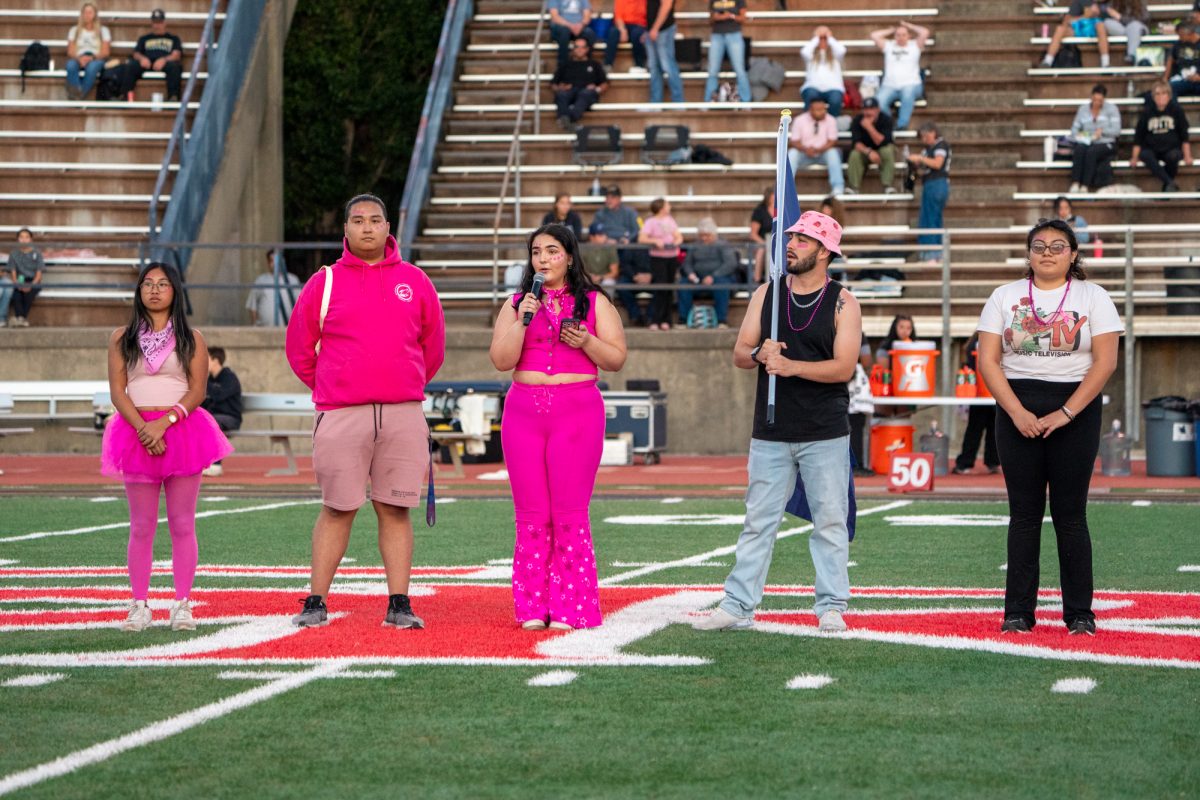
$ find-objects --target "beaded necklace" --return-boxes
[784,274,830,332]
[1027,276,1071,327]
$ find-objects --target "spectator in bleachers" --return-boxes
[1054,195,1090,244]
[788,97,845,196]
[869,20,931,130]
[819,194,847,227]
[0,272,12,328]
[64,3,111,100]
[907,121,951,262]
[677,216,738,328]
[541,192,584,239]
[704,1,751,104]
[1164,22,1200,99]
[591,184,648,326]
[1102,0,1150,66]
[581,222,619,289]
[874,314,915,371]
[200,346,242,478]
[847,97,897,194]
[749,187,774,282]
[1042,2,1112,69]
[246,249,300,326]
[122,9,183,102]
[551,36,608,129]
[1068,83,1120,193]
[7,228,44,328]
[638,197,682,329]
[548,0,595,68]
[800,26,846,118]
[1192,0,1200,26]
[604,0,648,72]
[646,0,684,103]
[1130,81,1192,192]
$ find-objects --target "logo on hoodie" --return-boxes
[394,283,413,302]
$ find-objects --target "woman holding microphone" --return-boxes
[490,223,628,630]
[977,219,1123,636]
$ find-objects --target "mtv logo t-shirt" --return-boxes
[977,278,1124,382]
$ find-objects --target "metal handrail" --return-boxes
[147,0,221,243]
[490,1,550,309]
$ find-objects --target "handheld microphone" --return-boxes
[523,273,545,326]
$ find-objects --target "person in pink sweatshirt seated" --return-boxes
[285,193,446,630]
[489,223,627,630]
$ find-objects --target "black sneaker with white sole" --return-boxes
[383,594,424,629]
[292,595,328,627]
[1067,618,1096,636]
[1000,616,1032,634]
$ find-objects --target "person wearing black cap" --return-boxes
[847,96,897,194]
[590,185,649,325]
[123,9,183,101]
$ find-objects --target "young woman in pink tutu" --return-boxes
[102,262,232,631]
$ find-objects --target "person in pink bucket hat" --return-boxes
[694,207,863,634]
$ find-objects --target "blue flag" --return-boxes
[785,449,859,541]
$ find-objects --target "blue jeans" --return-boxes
[720,436,851,619]
[875,83,923,129]
[645,25,684,103]
[549,24,596,66]
[604,22,646,68]
[1170,77,1200,98]
[788,146,844,194]
[800,87,843,118]
[705,31,751,102]
[0,277,13,323]
[676,273,735,324]
[65,58,105,96]
[917,176,949,261]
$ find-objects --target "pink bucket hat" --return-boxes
[783,210,843,255]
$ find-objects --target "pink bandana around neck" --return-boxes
[138,320,176,375]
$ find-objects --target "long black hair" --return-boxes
[120,261,195,377]
[880,314,917,354]
[1025,218,1087,281]
[521,223,601,320]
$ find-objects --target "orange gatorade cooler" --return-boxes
[870,420,915,475]
[890,340,939,397]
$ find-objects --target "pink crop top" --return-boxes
[513,289,600,376]
[126,351,190,407]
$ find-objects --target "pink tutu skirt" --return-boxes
[101,408,233,483]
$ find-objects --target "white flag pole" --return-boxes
[767,109,792,428]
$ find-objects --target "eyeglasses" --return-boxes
[140,280,172,291]
[1030,241,1069,255]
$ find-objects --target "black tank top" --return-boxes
[752,277,849,442]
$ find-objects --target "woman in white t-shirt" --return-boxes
[977,219,1123,637]
[869,21,930,129]
[64,3,112,99]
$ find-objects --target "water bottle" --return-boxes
[902,145,910,160]
[1043,135,1054,163]
[590,176,601,196]
[1041,23,1049,38]
[1093,235,1103,260]
[1126,79,1135,97]
[686,185,694,197]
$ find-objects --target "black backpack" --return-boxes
[96,64,124,101]
[19,41,50,92]
[1052,43,1082,69]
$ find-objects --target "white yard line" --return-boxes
[0,661,346,796]
[0,500,322,543]
[599,499,912,585]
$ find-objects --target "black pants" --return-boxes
[123,59,183,99]
[648,256,677,325]
[553,86,599,122]
[616,248,649,324]
[11,286,39,318]
[996,379,1101,627]
[1140,147,1182,188]
[849,412,867,469]
[1070,142,1114,189]
[209,413,240,465]
[954,405,998,470]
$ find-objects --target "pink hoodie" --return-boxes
[285,235,445,411]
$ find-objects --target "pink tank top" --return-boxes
[513,289,600,376]
[126,351,189,406]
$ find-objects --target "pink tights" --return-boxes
[501,381,605,628]
[123,473,201,601]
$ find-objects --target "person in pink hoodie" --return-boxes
[285,193,446,630]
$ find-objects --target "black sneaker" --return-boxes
[1067,618,1096,636]
[292,595,328,627]
[1000,616,1032,634]
[952,466,973,475]
[383,594,424,629]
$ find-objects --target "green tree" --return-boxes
[282,0,446,240]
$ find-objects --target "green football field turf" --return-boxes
[0,494,1197,799]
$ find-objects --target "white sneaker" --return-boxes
[548,620,574,630]
[1068,182,1082,193]
[521,619,548,631]
[170,599,196,631]
[629,65,648,74]
[122,600,152,631]
[818,609,848,633]
[201,463,223,477]
[692,607,754,631]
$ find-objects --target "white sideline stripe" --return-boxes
[599,500,912,585]
[2,673,66,687]
[660,497,684,504]
[786,674,834,690]
[0,661,345,797]
[1179,565,1200,572]
[0,559,17,566]
[527,670,579,687]
[1131,500,1152,507]
[0,499,321,543]
[610,560,726,568]
[217,669,395,681]
[1051,677,1097,694]
[88,497,118,503]
[885,514,1011,527]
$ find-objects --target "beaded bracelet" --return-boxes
[1060,404,1076,422]
[172,403,189,420]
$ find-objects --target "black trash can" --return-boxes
[1142,396,1196,477]
[1165,265,1200,316]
